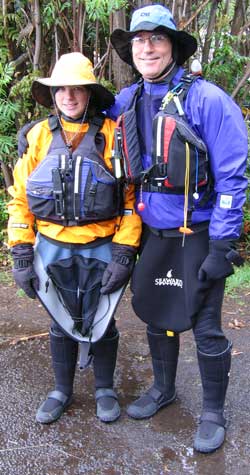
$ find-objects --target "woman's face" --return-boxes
[54,86,90,119]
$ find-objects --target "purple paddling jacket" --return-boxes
[108,68,248,240]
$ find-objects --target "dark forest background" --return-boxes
[0,0,249,243]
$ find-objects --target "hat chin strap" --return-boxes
[143,61,177,83]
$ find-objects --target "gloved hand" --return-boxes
[11,244,39,299]
[17,119,43,157]
[198,239,244,282]
[100,243,137,295]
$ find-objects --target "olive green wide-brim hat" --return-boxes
[110,4,197,66]
[32,52,114,109]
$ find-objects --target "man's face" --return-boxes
[131,32,173,79]
[54,86,90,119]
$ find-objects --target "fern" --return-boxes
[0,99,20,130]
[0,59,19,164]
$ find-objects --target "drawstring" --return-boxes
[193,148,199,199]
[179,141,193,245]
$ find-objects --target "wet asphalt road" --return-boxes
[0,279,250,475]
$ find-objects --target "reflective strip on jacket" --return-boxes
[109,68,248,240]
[8,117,142,248]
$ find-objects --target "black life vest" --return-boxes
[26,114,124,226]
[143,74,210,197]
[114,73,213,232]
[114,73,211,196]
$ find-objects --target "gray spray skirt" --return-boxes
[33,248,125,346]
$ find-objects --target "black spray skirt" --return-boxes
[131,227,211,332]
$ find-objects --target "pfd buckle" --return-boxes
[52,168,64,217]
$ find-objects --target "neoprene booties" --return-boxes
[198,239,244,281]
[11,243,39,299]
[101,243,136,294]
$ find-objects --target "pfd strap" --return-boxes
[48,114,60,131]
[82,115,105,153]
[74,155,82,221]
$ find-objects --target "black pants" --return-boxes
[50,318,119,391]
[148,277,228,355]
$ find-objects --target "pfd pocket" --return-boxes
[151,114,208,191]
[82,157,121,219]
[46,255,107,337]
[26,153,123,223]
[165,117,208,188]
[26,155,59,218]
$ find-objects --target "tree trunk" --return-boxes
[33,0,42,70]
[181,0,211,29]
[202,0,220,65]
[0,161,13,189]
[231,62,250,99]
[231,0,250,57]
[110,9,133,91]
[78,3,84,53]
[94,20,100,67]
[231,0,246,35]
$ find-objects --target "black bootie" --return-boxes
[194,341,232,453]
[36,330,78,424]
[127,329,179,419]
[92,330,120,422]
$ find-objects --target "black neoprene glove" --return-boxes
[11,244,39,299]
[198,239,244,282]
[17,119,43,157]
[100,243,137,295]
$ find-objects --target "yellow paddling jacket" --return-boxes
[8,116,141,248]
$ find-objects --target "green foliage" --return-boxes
[0,135,17,157]
[16,288,26,298]
[0,12,19,62]
[203,31,249,104]
[0,62,15,93]
[10,70,47,127]
[85,0,127,25]
[0,192,8,243]
[0,31,9,64]
[225,263,250,295]
[0,194,8,222]
[99,78,117,95]
[0,270,13,285]
[0,63,19,164]
[42,1,71,29]
[83,0,127,55]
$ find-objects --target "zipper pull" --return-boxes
[68,155,73,171]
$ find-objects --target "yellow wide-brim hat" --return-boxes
[32,52,114,110]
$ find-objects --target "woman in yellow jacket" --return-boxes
[8,53,141,424]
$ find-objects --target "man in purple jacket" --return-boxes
[17,3,248,454]
[109,4,248,453]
